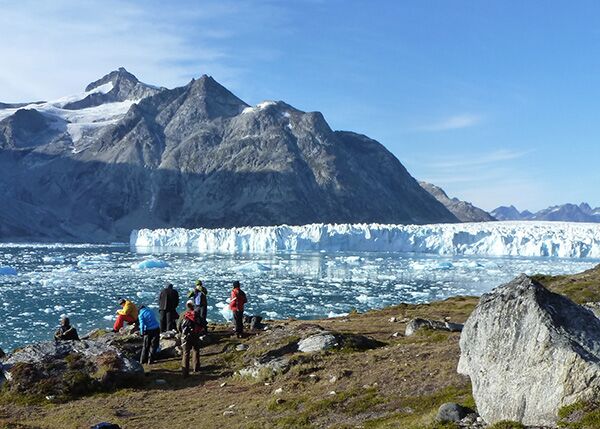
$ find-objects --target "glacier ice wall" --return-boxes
[130,221,600,258]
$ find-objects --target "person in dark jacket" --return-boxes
[159,283,179,332]
[138,305,160,364]
[54,316,80,341]
[193,280,208,323]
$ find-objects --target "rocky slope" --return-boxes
[492,203,600,223]
[0,69,457,242]
[419,182,496,222]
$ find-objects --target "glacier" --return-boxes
[131,221,600,258]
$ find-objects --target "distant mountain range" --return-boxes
[491,203,600,223]
[419,182,496,222]
[0,68,458,241]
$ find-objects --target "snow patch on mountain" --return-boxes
[131,221,600,258]
[0,82,136,145]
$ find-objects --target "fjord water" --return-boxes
[0,243,598,351]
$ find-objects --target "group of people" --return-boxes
[53,280,247,377]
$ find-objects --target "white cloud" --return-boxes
[0,0,281,102]
[417,113,482,131]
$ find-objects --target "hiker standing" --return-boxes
[159,282,179,332]
[138,305,160,364]
[54,316,80,341]
[193,280,208,323]
[178,300,203,377]
[113,298,139,332]
[229,281,247,338]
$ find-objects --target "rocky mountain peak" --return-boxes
[419,181,495,222]
[85,67,140,92]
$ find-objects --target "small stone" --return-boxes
[154,379,167,385]
[273,387,283,395]
[329,391,336,395]
[45,395,56,401]
[308,374,317,378]
[329,376,337,383]
[392,332,400,337]
[236,344,248,351]
[220,382,227,387]
[389,317,397,323]
[223,410,235,417]
[276,398,285,405]
[228,404,236,409]
[436,402,473,423]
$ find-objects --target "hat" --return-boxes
[118,298,126,305]
[233,280,240,288]
[195,280,202,286]
[186,299,194,307]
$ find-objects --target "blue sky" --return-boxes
[0,0,598,211]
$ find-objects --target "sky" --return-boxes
[0,0,599,211]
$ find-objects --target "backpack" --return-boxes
[180,317,195,337]
[238,289,247,304]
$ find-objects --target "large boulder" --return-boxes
[1,340,143,399]
[458,274,600,427]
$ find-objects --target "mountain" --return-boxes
[490,205,528,221]
[491,203,600,223]
[0,69,458,242]
[419,182,496,222]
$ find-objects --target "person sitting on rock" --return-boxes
[138,305,161,365]
[113,298,139,332]
[177,300,204,377]
[54,316,80,341]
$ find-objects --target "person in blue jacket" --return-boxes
[138,305,160,364]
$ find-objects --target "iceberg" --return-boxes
[131,221,600,258]
[133,259,170,269]
[0,266,18,276]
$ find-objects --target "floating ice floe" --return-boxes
[133,259,170,269]
[237,262,271,273]
[131,221,600,258]
[0,266,17,275]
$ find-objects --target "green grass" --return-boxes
[558,400,600,428]
[362,386,474,429]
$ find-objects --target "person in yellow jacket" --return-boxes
[113,298,139,332]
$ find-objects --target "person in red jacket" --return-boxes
[178,300,203,377]
[229,280,247,338]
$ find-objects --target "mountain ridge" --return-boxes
[0,69,458,241]
[491,203,600,223]
[418,181,496,222]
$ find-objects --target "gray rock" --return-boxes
[458,274,600,427]
[404,318,463,336]
[436,402,473,423]
[238,357,290,379]
[1,340,143,397]
[236,344,248,351]
[298,333,338,353]
[583,302,600,319]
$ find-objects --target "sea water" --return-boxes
[0,243,597,351]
